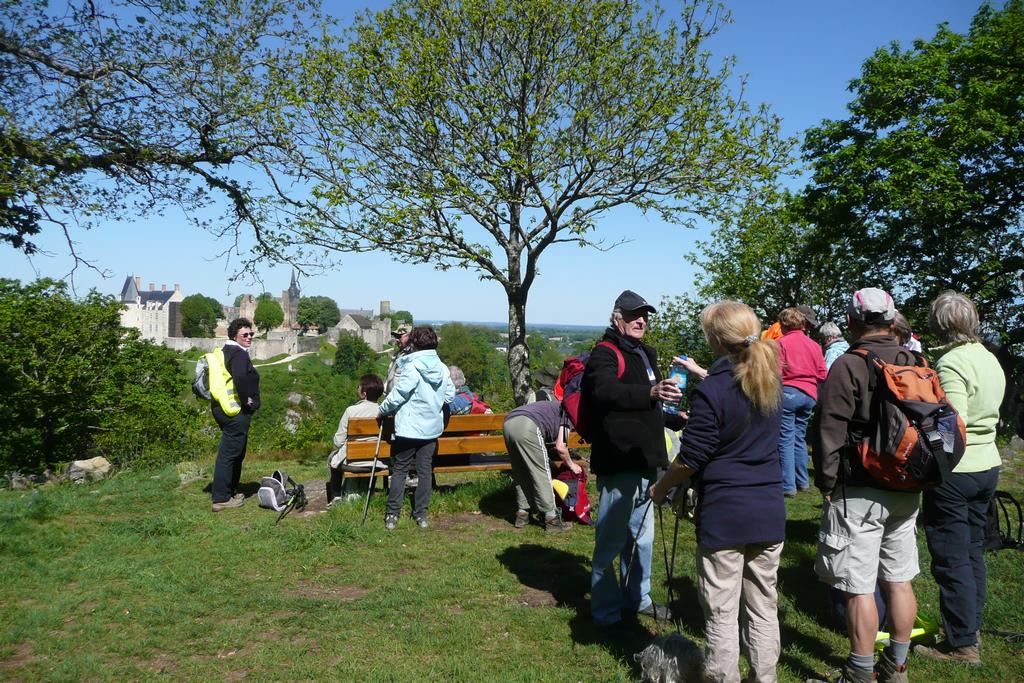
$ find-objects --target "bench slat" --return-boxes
[347,434,508,459]
[347,413,506,436]
[347,414,589,446]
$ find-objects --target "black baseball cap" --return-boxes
[796,305,819,329]
[614,290,656,315]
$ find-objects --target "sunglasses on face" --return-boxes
[239,332,255,338]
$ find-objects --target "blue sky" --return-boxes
[1,0,984,325]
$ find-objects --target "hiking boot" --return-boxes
[543,513,571,532]
[636,602,674,621]
[384,514,398,530]
[414,516,429,529]
[211,496,245,512]
[514,510,530,529]
[231,493,245,502]
[914,641,981,666]
[805,662,875,683]
[876,649,908,683]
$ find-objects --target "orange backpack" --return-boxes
[849,348,967,491]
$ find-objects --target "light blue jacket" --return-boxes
[824,339,850,371]
[379,350,455,439]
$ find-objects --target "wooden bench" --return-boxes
[343,413,589,483]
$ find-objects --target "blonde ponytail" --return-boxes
[700,301,782,414]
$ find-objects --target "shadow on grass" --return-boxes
[497,542,653,677]
[201,480,263,497]
[477,478,517,521]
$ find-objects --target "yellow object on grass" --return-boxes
[874,613,940,651]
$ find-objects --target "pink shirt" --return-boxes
[777,329,827,400]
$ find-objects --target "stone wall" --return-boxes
[161,333,319,360]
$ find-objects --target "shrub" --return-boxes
[333,334,376,376]
[0,278,203,472]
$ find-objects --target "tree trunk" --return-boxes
[506,291,531,406]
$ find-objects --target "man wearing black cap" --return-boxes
[384,322,413,393]
[582,290,683,627]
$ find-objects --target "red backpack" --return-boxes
[555,467,593,525]
[554,341,624,441]
[455,389,491,414]
[849,348,967,491]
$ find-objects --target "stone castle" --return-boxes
[119,272,395,352]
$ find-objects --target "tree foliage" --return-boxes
[333,333,376,376]
[384,310,413,326]
[275,0,789,403]
[0,0,313,269]
[179,293,223,338]
[296,295,340,333]
[644,295,714,375]
[526,333,566,387]
[688,191,867,327]
[801,0,1024,341]
[437,323,512,408]
[0,278,193,471]
[253,298,284,333]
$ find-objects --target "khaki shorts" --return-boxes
[814,486,920,594]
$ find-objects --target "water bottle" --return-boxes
[663,356,687,415]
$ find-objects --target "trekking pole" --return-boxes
[274,479,307,526]
[622,498,655,597]
[657,505,683,633]
[360,422,386,527]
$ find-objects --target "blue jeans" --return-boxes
[591,469,655,625]
[780,387,815,494]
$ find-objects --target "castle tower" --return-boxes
[282,269,300,329]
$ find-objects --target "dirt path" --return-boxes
[253,351,316,367]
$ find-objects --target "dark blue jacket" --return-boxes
[677,357,785,551]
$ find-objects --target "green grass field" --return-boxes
[2,460,1022,681]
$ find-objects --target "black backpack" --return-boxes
[983,490,1023,552]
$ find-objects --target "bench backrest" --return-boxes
[345,413,587,460]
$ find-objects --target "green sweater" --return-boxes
[934,342,1004,472]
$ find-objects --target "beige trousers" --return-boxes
[697,542,783,683]
[504,415,556,515]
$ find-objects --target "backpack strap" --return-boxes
[594,341,625,379]
[847,347,884,393]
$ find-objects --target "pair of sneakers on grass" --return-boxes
[385,513,427,530]
[211,493,245,512]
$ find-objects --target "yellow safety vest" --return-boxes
[206,348,242,416]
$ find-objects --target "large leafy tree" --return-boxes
[0,0,312,269]
[0,278,190,471]
[253,297,284,333]
[802,0,1024,342]
[688,191,869,327]
[296,295,340,333]
[275,0,789,403]
[179,294,223,337]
